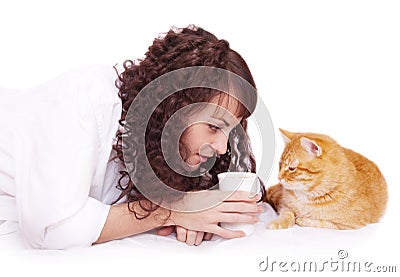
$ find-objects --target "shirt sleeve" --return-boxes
[12,65,119,249]
[42,197,110,249]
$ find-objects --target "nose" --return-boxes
[211,131,228,155]
[277,171,283,182]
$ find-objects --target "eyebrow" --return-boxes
[211,115,230,127]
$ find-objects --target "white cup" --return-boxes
[217,172,260,236]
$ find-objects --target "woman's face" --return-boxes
[180,95,244,169]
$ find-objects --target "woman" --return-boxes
[0,25,262,249]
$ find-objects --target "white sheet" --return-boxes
[1,200,398,276]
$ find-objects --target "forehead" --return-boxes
[280,152,299,168]
[281,146,296,161]
[187,94,243,125]
[209,94,243,119]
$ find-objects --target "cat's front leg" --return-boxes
[295,217,340,229]
[267,210,295,229]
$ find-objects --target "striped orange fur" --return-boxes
[266,129,388,230]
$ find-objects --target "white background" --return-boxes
[1,0,399,276]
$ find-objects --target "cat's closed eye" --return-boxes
[288,166,297,172]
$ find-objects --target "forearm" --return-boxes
[95,190,261,244]
[94,201,171,244]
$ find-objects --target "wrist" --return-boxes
[152,205,174,227]
[161,208,178,227]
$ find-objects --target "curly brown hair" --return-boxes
[112,25,262,219]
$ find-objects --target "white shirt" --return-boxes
[0,65,123,249]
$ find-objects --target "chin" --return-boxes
[185,156,201,168]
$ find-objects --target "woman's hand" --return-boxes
[175,226,213,245]
[157,226,213,246]
[165,190,262,239]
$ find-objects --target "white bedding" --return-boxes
[1,200,398,276]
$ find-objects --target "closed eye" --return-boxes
[208,124,221,131]
[288,166,297,172]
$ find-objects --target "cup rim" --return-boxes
[217,172,257,179]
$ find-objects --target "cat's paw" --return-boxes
[295,217,309,227]
[295,217,341,229]
[267,218,294,229]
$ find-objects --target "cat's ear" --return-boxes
[300,137,322,157]
[279,128,295,145]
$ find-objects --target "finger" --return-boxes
[224,191,262,202]
[185,230,198,246]
[218,202,262,214]
[194,231,205,246]
[176,226,187,242]
[213,226,246,239]
[203,233,213,241]
[219,213,259,224]
[156,226,175,236]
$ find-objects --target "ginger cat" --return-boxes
[266,129,388,230]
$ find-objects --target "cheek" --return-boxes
[187,124,212,142]
[179,130,192,159]
[283,171,299,182]
[289,171,314,187]
[282,172,291,182]
[180,125,194,143]
[180,127,204,151]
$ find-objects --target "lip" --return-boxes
[199,155,209,163]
